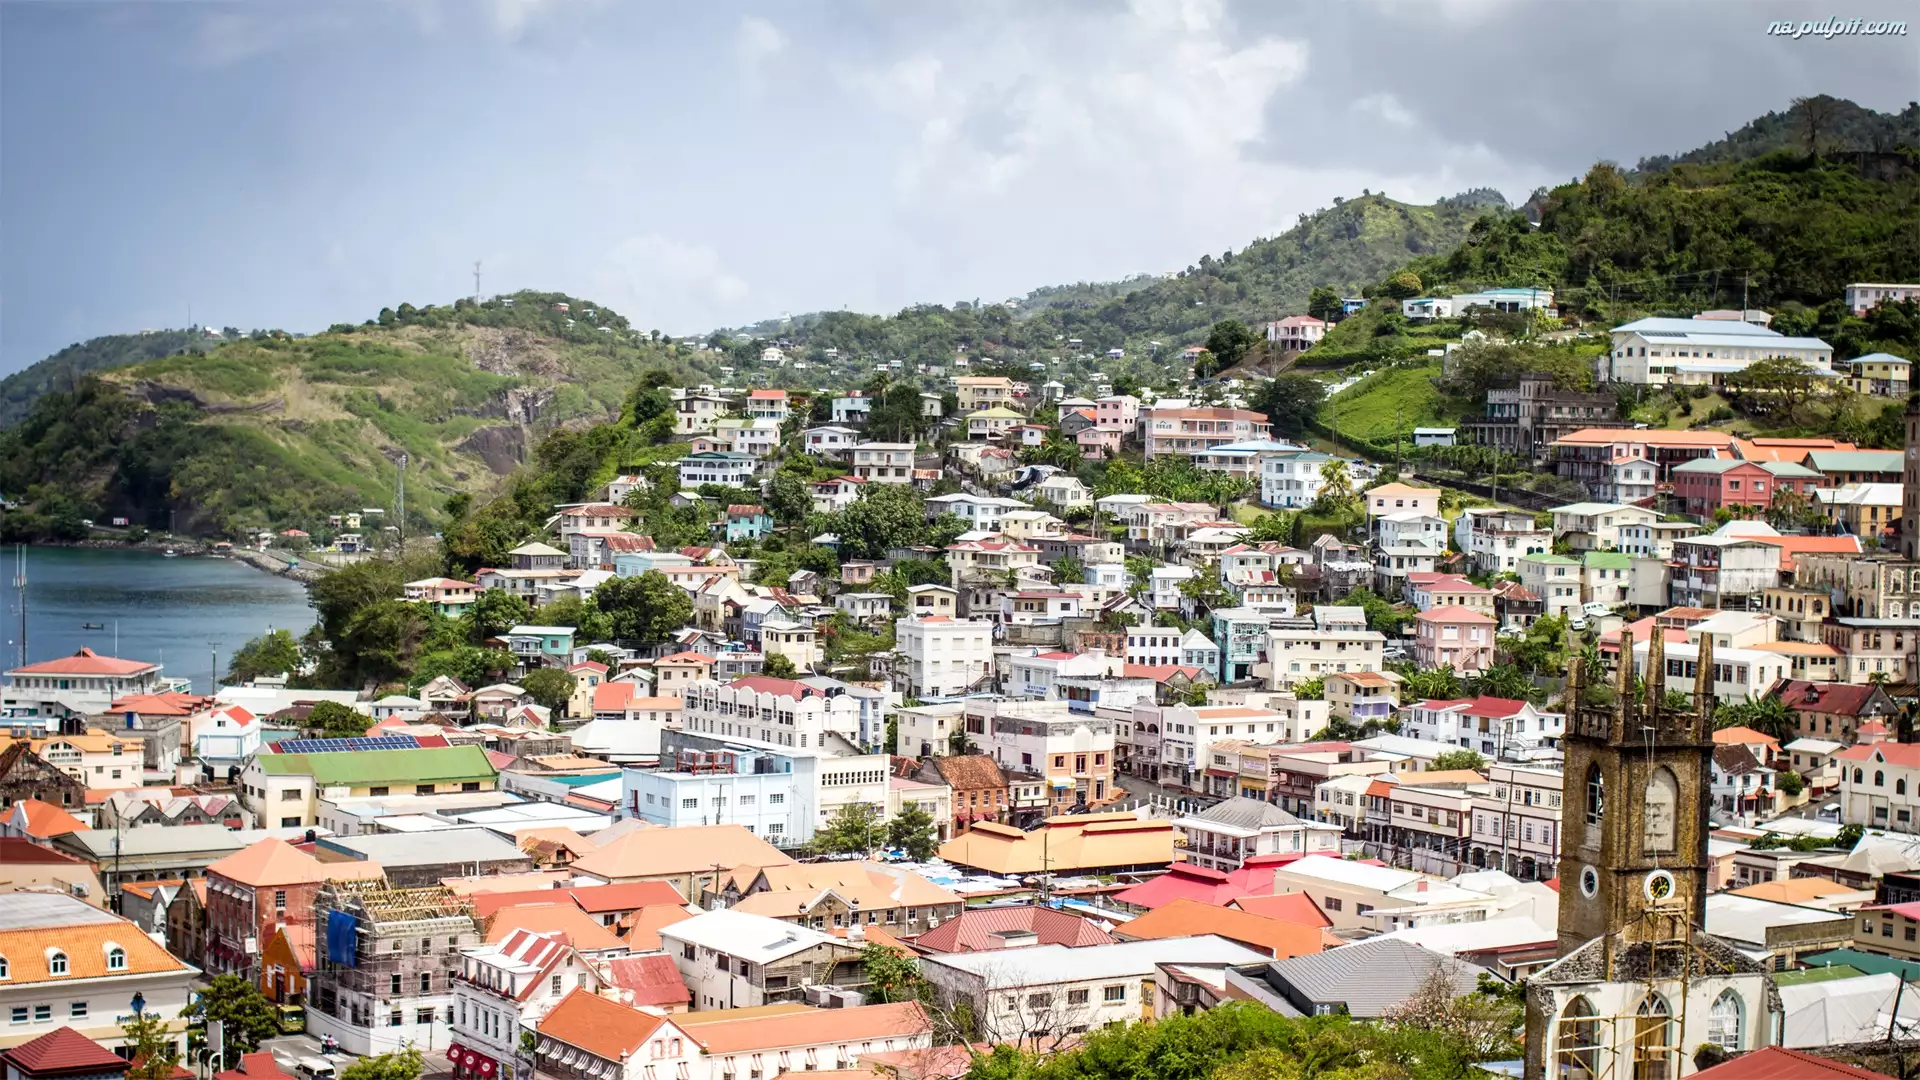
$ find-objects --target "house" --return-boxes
[1817,483,1903,539]
[917,937,1268,1045]
[1669,532,1784,610]
[964,407,1024,441]
[1670,458,1823,517]
[1266,315,1326,353]
[1518,554,1582,619]
[809,476,865,515]
[1364,483,1440,520]
[1095,394,1140,432]
[404,577,480,618]
[958,699,1118,811]
[830,393,873,426]
[1265,620,1387,691]
[1225,938,1483,1018]
[1847,283,1920,315]
[894,616,993,699]
[1710,744,1779,824]
[939,812,1174,875]
[908,905,1114,953]
[659,909,865,1009]
[714,862,962,935]
[1464,372,1620,461]
[835,592,893,624]
[0,893,198,1052]
[1602,317,1835,386]
[743,389,790,422]
[449,929,617,1080]
[1140,407,1272,461]
[1403,297,1453,320]
[851,443,916,484]
[1549,502,1658,552]
[504,625,577,670]
[674,392,732,435]
[1172,796,1342,873]
[2,648,174,722]
[954,376,1015,411]
[1036,474,1091,509]
[915,755,1009,831]
[1847,352,1913,396]
[677,674,860,749]
[724,505,773,542]
[1771,679,1897,741]
[1836,741,1920,834]
[1325,670,1401,725]
[803,426,861,458]
[240,745,498,828]
[677,452,759,489]
[1401,696,1562,758]
[924,493,1031,531]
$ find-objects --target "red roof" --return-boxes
[213,1053,293,1080]
[1121,664,1202,684]
[2,1028,129,1075]
[727,505,766,517]
[593,682,637,712]
[657,652,716,665]
[1749,535,1862,571]
[747,389,788,399]
[1111,862,1269,909]
[600,953,693,1008]
[1415,696,1529,719]
[1229,891,1333,928]
[8,799,91,839]
[727,675,820,700]
[1417,605,1495,623]
[1773,680,1885,716]
[907,904,1114,953]
[1836,743,1920,768]
[11,647,154,676]
[1693,1047,1895,1080]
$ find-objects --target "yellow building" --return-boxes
[1816,482,1903,540]
[0,729,141,791]
[1847,352,1912,396]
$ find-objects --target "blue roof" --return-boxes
[1853,352,1913,365]
[1612,317,1779,338]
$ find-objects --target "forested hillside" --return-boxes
[0,293,706,541]
[0,329,212,426]
[1635,95,1920,172]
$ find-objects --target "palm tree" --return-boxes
[1317,459,1355,512]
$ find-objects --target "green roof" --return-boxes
[1773,964,1866,986]
[1800,949,1920,982]
[1671,458,1750,475]
[1804,450,1903,472]
[967,407,1025,419]
[1760,461,1823,478]
[256,745,496,786]
[1522,553,1579,566]
[1582,551,1631,570]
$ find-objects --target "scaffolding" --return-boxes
[308,880,479,1046]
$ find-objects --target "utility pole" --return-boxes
[396,453,408,554]
[11,545,25,668]
[209,643,218,696]
[473,261,482,304]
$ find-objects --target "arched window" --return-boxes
[1555,995,1599,1080]
[1877,771,1886,788]
[47,951,67,976]
[1856,768,1865,784]
[1900,779,1908,796]
[1633,994,1673,1080]
[1644,767,1677,854]
[1707,990,1744,1052]
[1585,765,1605,828]
[0,956,8,980]
[106,946,126,972]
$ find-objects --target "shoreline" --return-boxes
[26,537,329,584]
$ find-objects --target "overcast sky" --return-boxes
[3,0,1915,372]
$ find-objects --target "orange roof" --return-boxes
[537,988,674,1060]
[1366,482,1441,497]
[1227,892,1333,928]
[1728,878,1865,904]
[1114,898,1335,958]
[592,682,637,711]
[486,902,626,952]
[1552,428,1736,448]
[618,903,697,951]
[207,838,329,888]
[10,799,90,839]
[11,648,156,676]
[570,823,794,882]
[1748,535,1862,571]
[0,907,193,984]
[1712,726,1780,746]
[106,692,215,717]
[684,1002,930,1054]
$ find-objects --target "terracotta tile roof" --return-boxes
[1417,605,1495,623]
[683,1002,930,1054]
[1227,892,1333,928]
[859,1045,984,1080]
[1115,897,1335,958]
[536,987,673,1060]
[1111,862,1257,909]
[617,903,697,951]
[9,799,91,839]
[207,838,329,888]
[105,692,216,717]
[726,863,961,915]
[1836,742,1920,768]
[925,755,1006,792]
[2,1027,129,1074]
[907,905,1113,953]
[485,902,626,952]
[1692,1046,1896,1080]
[727,675,823,699]
[1773,680,1886,716]
[213,1052,293,1080]
[1749,534,1863,570]
[10,648,155,676]
[566,881,684,913]
[0,899,193,984]
[1728,878,1863,904]
[593,682,637,711]
[601,952,692,1008]
[940,815,1175,875]
[1712,726,1779,746]
[570,824,794,882]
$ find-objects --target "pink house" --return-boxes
[1078,427,1125,459]
[1096,395,1141,433]
[1267,315,1327,354]
[1414,605,1497,673]
[1669,458,1823,518]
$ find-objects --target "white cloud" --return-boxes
[736,16,785,70]
[596,234,751,333]
[1354,92,1417,128]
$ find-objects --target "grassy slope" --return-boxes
[0,329,211,426]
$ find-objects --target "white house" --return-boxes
[1400,696,1564,758]
[895,616,994,699]
[851,443,916,484]
[1173,796,1343,872]
[1260,451,1331,509]
[678,674,861,750]
[1603,317,1835,386]
[925,493,1031,531]
[803,426,861,458]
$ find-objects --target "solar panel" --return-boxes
[274,735,422,755]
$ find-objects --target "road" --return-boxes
[258,1033,459,1080]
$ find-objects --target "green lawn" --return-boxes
[1323,362,1456,446]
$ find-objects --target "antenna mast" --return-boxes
[11,545,25,668]
[396,453,408,554]
[473,261,482,303]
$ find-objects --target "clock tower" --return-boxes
[1555,630,1713,952]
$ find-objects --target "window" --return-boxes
[1027,993,1052,1010]
[1633,994,1673,1080]
[280,817,302,828]
[1877,771,1887,788]
[390,974,402,994]
[273,890,288,910]
[416,784,434,795]
[1323,897,1342,912]
[552,973,564,995]
[1067,989,1089,1005]
[420,972,432,993]
[107,947,126,972]
[370,786,389,797]
[70,1001,87,1018]
[33,1005,50,1022]
[1103,985,1126,1002]
[1584,765,1605,831]
[49,951,67,976]
[416,1008,436,1026]
[1706,991,1743,1052]
[8,1007,23,1025]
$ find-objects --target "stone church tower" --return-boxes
[1523,634,1781,1079]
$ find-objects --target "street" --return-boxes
[256,1033,459,1080]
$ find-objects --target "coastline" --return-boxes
[25,536,329,584]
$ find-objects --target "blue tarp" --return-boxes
[325,910,358,967]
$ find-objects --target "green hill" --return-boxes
[0,329,214,427]
[1635,95,1920,172]
[0,292,705,540]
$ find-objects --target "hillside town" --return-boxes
[6,284,1920,1080]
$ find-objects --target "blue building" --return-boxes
[725,504,774,542]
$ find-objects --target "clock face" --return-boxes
[1580,867,1599,898]
[1644,869,1676,903]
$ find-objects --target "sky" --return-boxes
[2,0,1915,373]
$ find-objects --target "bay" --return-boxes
[5,546,316,694]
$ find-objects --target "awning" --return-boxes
[447,1044,464,1062]
[1050,778,1071,788]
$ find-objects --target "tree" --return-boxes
[304,700,373,739]
[1245,510,1299,546]
[520,667,577,715]
[187,974,281,1066]
[1052,554,1086,586]
[226,629,301,684]
[1203,319,1259,373]
[861,941,930,1004]
[407,646,512,692]
[1430,749,1488,772]
[1381,966,1523,1059]
[1293,677,1325,701]
[1376,270,1423,300]
[594,571,693,646]
[762,652,799,679]
[767,468,813,526]
[124,1010,184,1080]
[1314,459,1356,514]
[466,588,530,643]
[1250,374,1326,439]
[887,803,939,861]
[1715,694,1795,739]
[1307,286,1343,323]
[1776,770,1806,797]
[340,1046,425,1080]
[808,802,883,855]
[1838,823,1865,850]
[1469,664,1537,704]
[827,483,930,561]
[533,595,614,643]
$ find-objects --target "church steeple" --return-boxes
[1555,629,1715,951]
